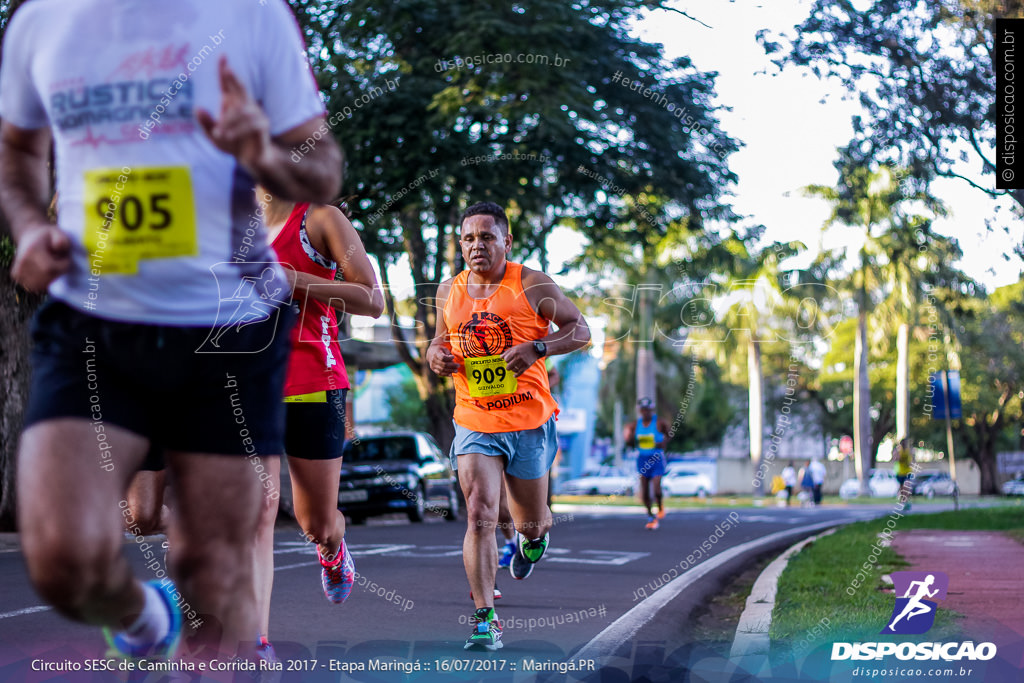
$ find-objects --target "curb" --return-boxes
[729,527,838,673]
[565,519,848,666]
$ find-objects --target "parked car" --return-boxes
[908,470,958,498]
[560,466,635,496]
[662,466,714,497]
[838,469,901,499]
[1003,473,1024,496]
[338,432,459,524]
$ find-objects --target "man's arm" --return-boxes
[426,279,461,377]
[656,419,670,448]
[623,422,636,445]
[0,122,70,292]
[197,58,341,203]
[501,268,591,376]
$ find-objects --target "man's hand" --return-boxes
[11,224,71,292]
[501,342,542,377]
[428,345,461,377]
[197,57,272,172]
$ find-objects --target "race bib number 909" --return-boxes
[465,355,517,398]
[83,166,197,275]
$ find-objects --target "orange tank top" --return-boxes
[444,262,558,432]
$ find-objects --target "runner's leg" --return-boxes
[640,475,653,516]
[504,472,553,542]
[18,419,148,626]
[289,456,346,562]
[497,476,514,542]
[125,470,167,536]
[253,455,281,642]
[166,451,266,656]
[458,453,505,610]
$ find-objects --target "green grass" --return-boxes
[769,503,1024,658]
[550,493,957,509]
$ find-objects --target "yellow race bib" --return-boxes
[283,391,328,403]
[83,166,198,275]
[638,434,656,450]
[465,355,517,398]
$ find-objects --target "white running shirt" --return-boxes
[0,0,325,325]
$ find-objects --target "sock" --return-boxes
[119,583,170,647]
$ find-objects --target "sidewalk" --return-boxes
[891,529,1024,655]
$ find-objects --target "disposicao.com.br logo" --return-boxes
[831,571,997,663]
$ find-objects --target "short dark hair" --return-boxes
[460,201,509,236]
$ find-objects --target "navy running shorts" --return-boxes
[283,388,347,460]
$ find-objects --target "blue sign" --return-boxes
[930,370,962,420]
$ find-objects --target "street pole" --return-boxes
[613,399,624,468]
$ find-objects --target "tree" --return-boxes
[869,215,965,449]
[762,0,1024,210]
[384,374,432,433]
[291,0,738,451]
[944,281,1024,493]
[699,237,808,495]
[804,162,938,494]
[0,0,39,531]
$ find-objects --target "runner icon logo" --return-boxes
[881,571,948,635]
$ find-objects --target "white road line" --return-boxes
[567,519,848,665]
[0,606,51,620]
[274,560,320,572]
[548,550,650,566]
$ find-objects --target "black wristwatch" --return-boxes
[532,341,547,357]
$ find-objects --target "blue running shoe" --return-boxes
[319,540,354,604]
[103,580,182,659]
[498,540,516,568]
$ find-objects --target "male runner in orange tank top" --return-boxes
[427,202,590,651]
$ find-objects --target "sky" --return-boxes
[361,0,1020,342]
[629,0,1021,290]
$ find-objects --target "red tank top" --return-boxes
[271,203,349,396]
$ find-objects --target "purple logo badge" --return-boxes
[882,571,949,635]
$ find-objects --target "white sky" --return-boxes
[630,0,1021,289]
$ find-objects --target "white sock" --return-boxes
[120,584,170,646]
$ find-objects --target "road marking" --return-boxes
[567,518,849,666]
[275,560,320,572]
[548,550,650,566]
[0,606,51,620]
[346,544,416,556]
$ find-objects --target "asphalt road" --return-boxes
[0,504,885,682]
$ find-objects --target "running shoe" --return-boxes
[498,539,516,568]
[657,508,666,520]
[103,580,182,659]
[319,540,355,604]
[470,586,503,601]
[645,516,659,530]
[509,532,549,580]
[464,607,503,651]
[256,636,278,664]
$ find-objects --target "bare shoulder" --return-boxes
[306,204,349,231]
[520,265,557,289]
[436,276,457,300]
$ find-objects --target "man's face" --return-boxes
[459,215,510,274]
[639,406,654,420]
